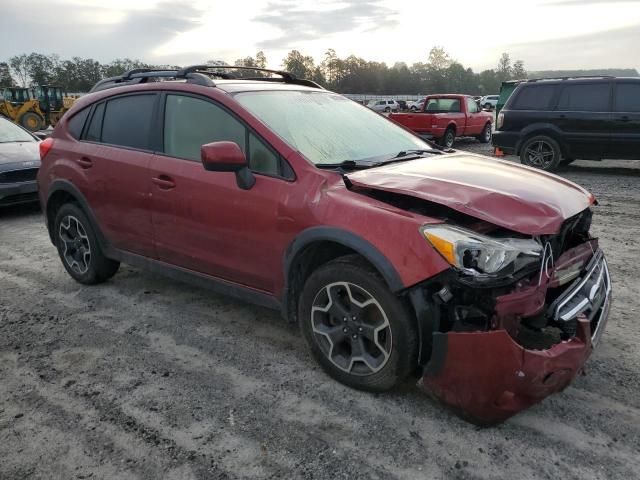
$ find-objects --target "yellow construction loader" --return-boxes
[0,88,47,131]
[32,85,76,128]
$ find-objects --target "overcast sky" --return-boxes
[2,0,639,71]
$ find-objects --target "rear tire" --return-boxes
[54,203,120,285]
[439,127,455,148]
[519,135,562,171]
[299,255,417,392]
[384,107,391,113]
[476,123,492,143]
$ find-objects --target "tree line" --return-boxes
[2,47,635,96]
[280,47,526,95]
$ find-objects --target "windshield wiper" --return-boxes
[369,149,443,168]
[316,160,372,170]
[393,149,443,158]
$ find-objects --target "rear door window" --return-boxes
[614,83,640,112]
[511,85,557,110]
[101,94,157,150]
[67,107,90,140]
[556,83,610,112]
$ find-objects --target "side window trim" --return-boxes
[158,91,295,181]
[80,92,159,153]
[66,107,91,140]
[81,101,104,142]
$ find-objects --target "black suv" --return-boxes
[492,77,640,170]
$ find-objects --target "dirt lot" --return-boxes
[1,144,639,480]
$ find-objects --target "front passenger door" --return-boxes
[150,93,293,293]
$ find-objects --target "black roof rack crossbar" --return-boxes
[89,65,322,92]
[90,69,216,92]
[177,65,296,81]
[179,65,323,88]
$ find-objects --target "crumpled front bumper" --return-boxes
[418,249,612,425]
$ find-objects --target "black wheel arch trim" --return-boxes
[515,124,566,156]
[45,179,109,249]
[284,226,404,289]
[282,226,405,320]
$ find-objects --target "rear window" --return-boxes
[425,98,461,112]
[556,83,610,112]
[511,84,557,110]
[101,94,156,150]
[67,107,90,140]
[614,83,640,112]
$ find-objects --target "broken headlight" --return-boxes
[422,225,542,277]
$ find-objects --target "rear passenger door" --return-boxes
[78,93,157,258]
[552,82,612,159]
[150,93,293,293]
[609,81,640,159]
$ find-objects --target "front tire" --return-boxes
[54,203,120,285]
[299,255,417,392]
[519,135,562,171]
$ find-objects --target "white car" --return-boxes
[480,95,499,109]
[367,99,399,113]
[408,98,426,111]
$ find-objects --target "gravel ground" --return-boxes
[1,143,639,480]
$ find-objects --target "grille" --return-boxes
[548,249,611,345]
[0,168,39,184]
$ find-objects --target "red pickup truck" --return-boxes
[389,94,493,148]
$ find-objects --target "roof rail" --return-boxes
[526,75,615,82]
[89,65,323,93]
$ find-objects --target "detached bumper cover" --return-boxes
[419,249,611,425]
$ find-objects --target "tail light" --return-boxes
[39,137,54,160]
[497,112,504,130]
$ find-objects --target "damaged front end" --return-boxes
[410,209,612,425]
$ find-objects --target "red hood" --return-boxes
[346,153,595,235]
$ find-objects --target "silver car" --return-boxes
[0,117,41,207]
[367,99,399,113]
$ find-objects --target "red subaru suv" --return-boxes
[37,66,611,424]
